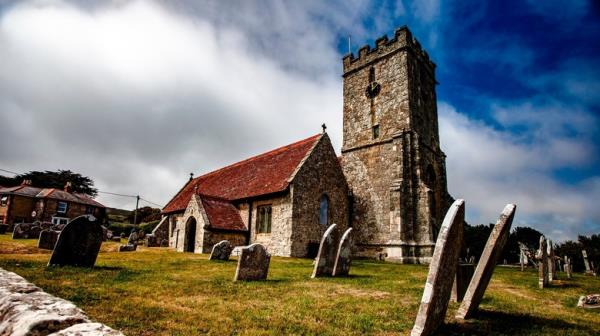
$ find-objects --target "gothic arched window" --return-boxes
[319,194,329,225]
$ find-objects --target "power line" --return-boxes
[140,197,164,208]
[97,190,137,198]
[0,168,20,175]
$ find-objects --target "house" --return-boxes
[161,132,350,257]
[0,180,106,228]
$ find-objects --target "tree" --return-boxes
[1,170,98,197]
[126,206,161,224]
[462,223,493,260]
[502,226,543,263]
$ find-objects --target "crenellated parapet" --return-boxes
[342,26,435,76]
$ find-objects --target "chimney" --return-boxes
[21,179,32,186]
[64,182,73,193]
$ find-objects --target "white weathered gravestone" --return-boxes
[564,256,572,279]
[311,224,340,278]
[234,244,271,281]
[582,250,593,274]
[537,236,549,288]
[209,240,233,261]
[332,228,353,276]
[456,204,516,319]
[547,240,555,281]
[411,199,465,336]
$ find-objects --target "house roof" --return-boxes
[200,194,247,231]
[163,133,322,214]
[0,185,105,208]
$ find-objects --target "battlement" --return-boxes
[342,26,435,75]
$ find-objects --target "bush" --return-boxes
[139,220,160,234]
[107,222,138,236]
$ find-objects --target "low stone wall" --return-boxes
[0,268,123,336]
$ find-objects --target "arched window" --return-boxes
[319,194,329,225]
[369,67,376,82]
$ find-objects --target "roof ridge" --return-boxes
[193,134,321,182]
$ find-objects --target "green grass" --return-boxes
[0,233,598,335]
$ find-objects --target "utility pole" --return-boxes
[133,195,140,225]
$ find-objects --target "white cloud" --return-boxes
[439,102,600,241]
[0,0,345,209]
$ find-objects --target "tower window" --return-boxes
[372,125,380,139]
[369,67,376,82]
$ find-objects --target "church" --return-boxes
[161,26,452,263]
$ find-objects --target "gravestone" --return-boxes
[234,243,271,281]
[456,204,516,319]
[311,224,339,278]
[118,244,137,252]
[537,236,548,288]
[520,250,525,271]
[332,228,353,276]
[209,240,233,261]
[127,231,139,246]
[12,223,41,239]
[48,215,103,267]
[0,224,8,234]
[564,256,572,279]
[451,263,475,303]
[411,199,465,336]
[38,230,60,250]
[547,240,555,281]
[582,250,594,275]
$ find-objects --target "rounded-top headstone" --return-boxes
[332,228,353,276]
[48,215,103,268]
[311,223,339,278]
[210,240,233,261]
[411,199,465,336]
[456,203,516,319]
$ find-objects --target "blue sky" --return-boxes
[0,0,598,241]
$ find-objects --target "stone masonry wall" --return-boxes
[248,194,293,257]
[0,268,123,335]
[290,133,350,257]
[203,231,247,254]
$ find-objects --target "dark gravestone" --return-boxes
[537,236,549,288]
[209,240,233,261]
[0,224,8,234]
[118,244,137,252]
[234,243,271,281]
[38,230,60,250]
[48,216,103,267]
[411,199,465,336]
[12,223,41,239]
[456,204,516,319]
[451,263,475,302]
[311,224,339,278]
[332,228,353,276]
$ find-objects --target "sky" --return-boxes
[0,0,598,242]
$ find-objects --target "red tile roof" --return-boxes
[0,186,105,208]
[163,134,322,214]
[200,195,246,231]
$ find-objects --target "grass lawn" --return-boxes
[0,233,598,335]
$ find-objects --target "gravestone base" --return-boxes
[118,244,137,252]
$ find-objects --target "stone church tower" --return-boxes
[341,26,452,263]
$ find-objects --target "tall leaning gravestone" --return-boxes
[311,223,339,278]
[332,228,353,276]
[411,199,465,336]
[455,203,516,320]
[210,240,233,261]
[48,215,103,267]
